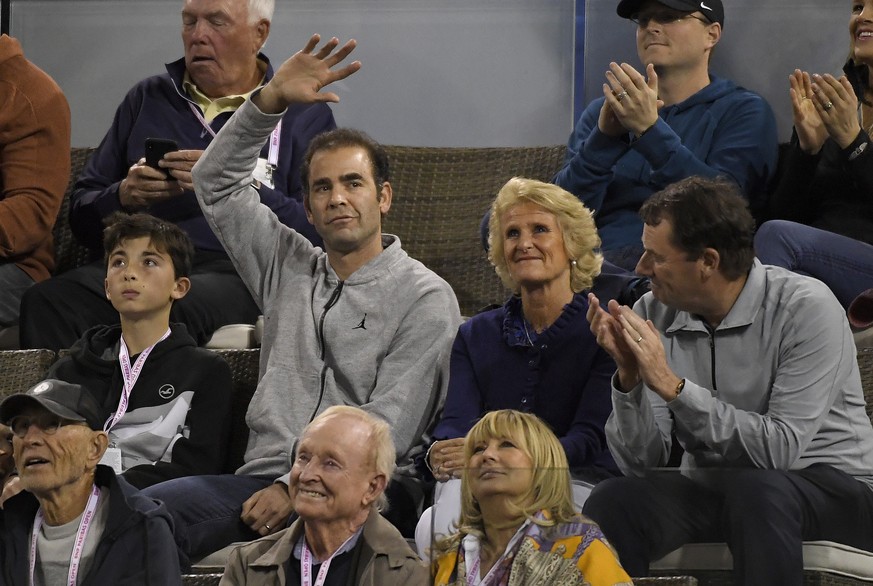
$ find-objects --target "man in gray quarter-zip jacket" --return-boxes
[583,176,873,585]
[142,36,461,564]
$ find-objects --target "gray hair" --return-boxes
[248,0,274,23]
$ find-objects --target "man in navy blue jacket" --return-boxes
[20,0,334,350]
[553,0,778,271]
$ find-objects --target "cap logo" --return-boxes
[700,2,712,10]
[31,381,52,395]
[158,384,176,400]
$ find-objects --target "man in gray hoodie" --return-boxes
[143,35,461,560]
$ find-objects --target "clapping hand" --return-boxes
[791,69,863,154]
[587,293,641,391]
[599,62,663,137]
[810,72,862,150]
[789,70,828,155]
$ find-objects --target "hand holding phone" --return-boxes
[120,138,184,209]
[144,138,179,178]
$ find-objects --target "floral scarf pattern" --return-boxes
[432,512,633,586]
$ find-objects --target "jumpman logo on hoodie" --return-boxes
[353,314,367,330]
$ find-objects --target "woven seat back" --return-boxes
[857,347,873,425]
[53,147,98,275]
[0,350,57,400]
[213,348,261,473]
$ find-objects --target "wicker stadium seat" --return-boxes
[0,349,57,399]
[382,145,567,317]
[182,573,221,586]
[212,348,261,473]
[649,347,873,585]
[859,347,873,424]
[53,147,98,276]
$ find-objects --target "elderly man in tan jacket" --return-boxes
[220,405,428,585]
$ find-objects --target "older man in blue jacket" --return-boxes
[20,0,334,351]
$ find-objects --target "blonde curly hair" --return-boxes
[487,177,602,293]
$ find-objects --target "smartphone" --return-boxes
[144,138,179,177]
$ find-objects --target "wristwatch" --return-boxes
[849,140,868,162]
[674,378,685,399]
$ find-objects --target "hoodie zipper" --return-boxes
[309,281,345,422]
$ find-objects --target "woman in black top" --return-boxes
[755,0,873,309]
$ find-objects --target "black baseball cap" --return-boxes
[0,379,104,431]
[617,0,724,27]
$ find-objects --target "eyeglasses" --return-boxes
[7,413,88,438]
[630,12,710,27]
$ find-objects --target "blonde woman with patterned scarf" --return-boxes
[431,410,631,586]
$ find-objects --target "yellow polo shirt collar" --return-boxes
[183,64,266,123]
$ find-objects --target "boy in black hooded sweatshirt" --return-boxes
[44,212,233,488]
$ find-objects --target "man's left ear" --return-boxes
[363,474,388,507]
[700,248,720,279]
[254,20,270,52]
[378,182,392,216]
[172,277,192,301]
[90,431,110,466]
[705,22,721,49]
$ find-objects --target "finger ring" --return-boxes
[264,524,271,531]
[824,101,834,111]
[636,335,643,343]
[616,91,629,102]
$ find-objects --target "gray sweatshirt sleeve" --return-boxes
[605,378,673,475]
[192,98,315,307]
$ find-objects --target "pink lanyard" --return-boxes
[29,484,101,586]
[463,520,531,586]
[188,102,281,166]
[300,531,358,586]
[104,329,171,432]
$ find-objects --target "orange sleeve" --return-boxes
[576,538,634,585]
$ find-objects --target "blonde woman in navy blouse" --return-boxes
[417,178,619,556]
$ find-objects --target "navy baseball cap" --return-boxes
[617,0,724,27]
[0,379,104,431]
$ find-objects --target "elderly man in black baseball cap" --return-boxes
[0,379,181,585]
[552,0,777,273]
